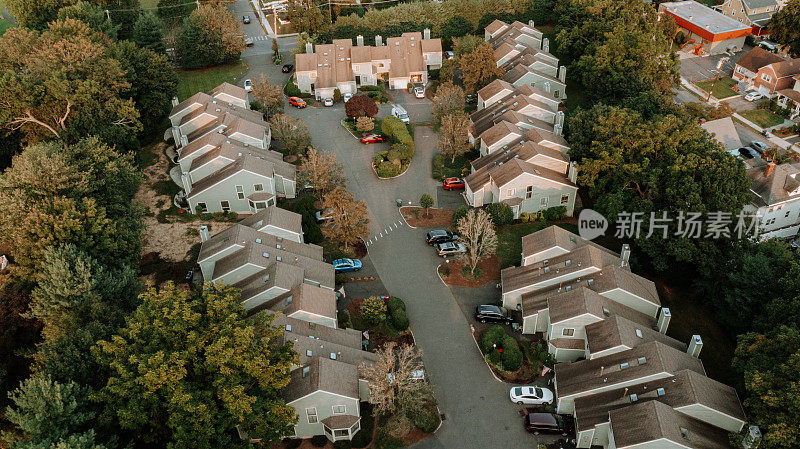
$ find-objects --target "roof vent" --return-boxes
[629,394,638,402]
[635,329,643,338]
[637,357,647,365]
[263,252,270,258]
[657,387,666,396]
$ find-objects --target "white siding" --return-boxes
[673,404,746,433]
[288,310,337,328]
[288,391,359,439]
[599,288,660,318]
[523,246,569,266]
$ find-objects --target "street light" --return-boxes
[706,56,729,103]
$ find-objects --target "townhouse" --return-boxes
[732,46,787,85]
[775,74,800,119]
[745,161,800,239]
[295,31,442,100]
[198,209,378,443]
[715,0,782,36]
[167,82,296,214]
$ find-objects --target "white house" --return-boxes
[745,162,800,239]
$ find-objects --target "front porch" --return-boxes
[321,414,361,442]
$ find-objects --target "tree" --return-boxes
[768,0,800,57]
[272,37,280,56]
[456,209,498,276]
[133,11,166,55]
[297,148,346,196]
[359,342,425,414]
[4,374,100,449]
[94,283,297,448]
[0,19,141,144]
[441,15,472,45]
[158,0,196,25]
[57,1,119,39]
[33,321,118,390]
[251,74,285,120]
[0,282,42,399]
[292,32,317,55]
[356,116,375,132]
[286,0,330,35]
[4,0,75,29]
[345,94,379,119]
[732,327,800,449]
[432,82,465,124]
[360,296,387,324]
[452,35,485,59]
[438,112,471,163]
[320,187,370,250]
[105,0,141,40]
[177,5,245,69]
[460,42,503,93]
[270,113,312,155]
[420,194,434,217]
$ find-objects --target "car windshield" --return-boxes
[513,387,522,396]
[534,387,543,397]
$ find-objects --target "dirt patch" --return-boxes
[473,328,539,384]
[438,256,500,288]
[400,207,454,228]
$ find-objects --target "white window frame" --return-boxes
[525,185,533,199]
[540,197,548,207]
[560,194,569,205]
[197,202,208,213]
[762,73,772,82]
[562,328,575,337]
[508,188,516,196]
[236,185,245,200]
[254,183,264,192]
[220,200,230,212]
[306,407,318,424]
[332,405,346,415]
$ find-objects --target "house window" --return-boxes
[324,426,332,435]
[553,90,560,98]
[197,202,208,213]
[526,186,533,199]
[561,194,569,205]
[333,405,346,414]
[307,408,318,424]
[220,200,230,212]
[785,210,791,218]
[267,197,275,207]
[508,188,516,196]
[334,430,349,438]
[762,73,772,83]
[236,185,244,200]
[306,349,312,357]
[562,328,574,337]
[255,201,267,210]
[286,296,293,305]
[285,324,292,332]
[254,183,264,192]
[350,421,360,435]
[302,365,309,377]
[540,197,548,207]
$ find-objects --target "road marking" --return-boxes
[379,232,383,237]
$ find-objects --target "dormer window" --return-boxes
[285,324,292,331]
[635,329,643,338]
[620,362,630,370]
[306,349,313,357]
[629,393,638,402]
[657,387,666,396]
[638,357,647,365]
[565,259,571,266]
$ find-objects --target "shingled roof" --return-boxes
[284,357,359,403]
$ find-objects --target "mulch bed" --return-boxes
[400,207,454,227]
[344,298,415,351]
[472,328,538,384]
[438,256,500,288]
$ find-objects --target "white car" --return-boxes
[744,92,763,102]
[323,98,334,107]
[343,93,353,103]
[244,79,253,92]
[509,386,554,405]
[391,104,410,123]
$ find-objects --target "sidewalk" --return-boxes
[249,0,276,37]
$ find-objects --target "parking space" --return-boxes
[678,46,749,82]
[338,254,388,311]
[436,186,466,210]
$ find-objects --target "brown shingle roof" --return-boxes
[284,357,359,403]
[585,315,685,355]
[490,158,574,188]
[321,414,360,429]
[284,283,337,320]
[170,92,212,118]
[747,163,800,206]
[591,264,661,307]
[484,19,508,36]
[501,245,608,295]
[479,121,523,147]
[209,82,248,103]
[736,46,787,73]
[421,38,442,54]
[471,141,566,172]
[271,314,362,348]
[520,225,617,260]
[239,206,303,236]
[478,79,515,103]
[769,58,800,78]
[296,52,317,72]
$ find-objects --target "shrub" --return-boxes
[374,433,403,449]
[440,266,450,277]
[376,160,400,177]
[479,325,505,353]
[356,116,375,132]
[542,206,567,221]
[486,203,513,225]
[373,152,387,166]
[410,405,440,433]
[387,296,406,313]
[392,143,413,161]
[311,435,328,447]
[334,88,343,102]
[360,296,387,323]
[283,438,303,449]
[389,306,410,331]
[486,349,501,365]
[351,402,374,448]
[285,81,302,97]
[501,335,523,372]
[359,84,381,92]
[452,206,468,227]
[334,441,352,449]
[338,310,351,328]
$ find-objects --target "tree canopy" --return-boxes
[768,0,800,57]
[177,5,245,69]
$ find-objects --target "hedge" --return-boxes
[283,439,302,449]
[382,116,414,150]
[486,203,513,225]
[284,81,302,97]
[542,205,567,221]
[350,402,374,448]
[479,325,505,353]
[501,334,523,372]
[452,205,468,228]
[376,160,400,177]
[334,441,352,449]
[410,404,440,433]
[388,296,406,312]
[311,434,328,447]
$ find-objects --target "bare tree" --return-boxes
[432,82,465,124]
[438,111,471,163]
[359,342,425,414]
[251,74,284,120]
[297,148,345,196]
[320,187,369,250]
[269,113,311,155]
[456,209,498,276]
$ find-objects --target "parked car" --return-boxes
[282,64,294,73]
[360,133,386,144]
[426,229,459,245]
[737,147,756,159]
[332,258,362,273]
[343,93,353,103]
[442,177,465,190]
[524,412,574,436]
[244,79,253,92]
[758,40,778,52]
[444,51,454,60]
[413,83,425,98]
[244,37,254,47]
[323,97,334,107]
[750,141,769,155]
[242,15,251,24]
[288,97,307,108]
[435,241,466,257]
[474,305,513,324]
[745,92,764,102]
[510,386,554,405]
[391,104,410,123]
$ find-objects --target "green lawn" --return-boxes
[431,147,478,181]
[175,61,249,101]
[496,221,578,269]
[740,108,785,129]
[695,77,738,99]
[139,0,158,9]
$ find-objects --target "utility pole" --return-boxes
[706,56,729,103]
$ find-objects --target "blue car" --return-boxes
[332,258,362,273]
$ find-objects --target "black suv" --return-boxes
[524,413,574,436]
[426,229,458,245]
[474,305,513,324]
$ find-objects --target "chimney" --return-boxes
[620,244,630,267]
[199,225,210,242]
[742,426,762,449]
[765,161,776,177]
[556,110,565,128]
[171,96,179,107]
[568,162,578,184]
[543,81,551,93]
[600,366,604,376]
[554,123,562,136]
[622,387,628,398]
[180,134,189,148]
[542,37,549,53]
[305,42,313,54]
[687,335,703,358]
[423,28,431,40]
[356,34,364,46]
[559,65,567,83]
[657,308,671,334]
[180,171,192,195]
[375,35,382,47]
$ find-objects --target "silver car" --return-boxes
[435,242,466,257]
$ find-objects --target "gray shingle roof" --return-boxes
[284,357,359,403]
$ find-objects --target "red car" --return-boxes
[442,177,465,190]
[288,96,307,108]
[360,133,386,144]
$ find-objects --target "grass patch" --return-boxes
[432,148,477,181]
[496,221,578,268]
[741,108,785,129]
[176,61,249,101]
[694,77,738,99]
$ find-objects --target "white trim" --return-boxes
[286,389,360,405]
[558,371,672,400]
[197,242,245,264]
[673,403,746,430]
[211,262,265,282]
[617,438,691,449]
[550,312,603,326]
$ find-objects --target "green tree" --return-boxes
[460,42,503,93]
[177,5,245,69]
[158,0,196,25]
[101,0,141,40]
[33,321,118,390]
[440,15,471,47]
[432,82,465,124]
[360,296,387,324]
[133,11,166,55]
[452,34,485,59]
[4,0,75,29]
[287,0,330,35]
[57,1,119,39]
[768,0,800,57]
[733,327,800,449]
[420,194,434,217]
[0,282,42,399]
[4,374,101,449]
[94,283,297,448]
